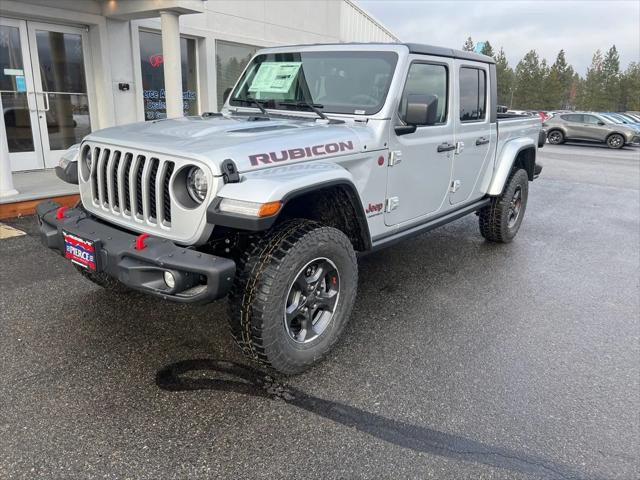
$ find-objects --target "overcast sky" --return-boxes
[358,0,640,75]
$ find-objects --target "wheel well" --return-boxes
[513,147,536,181]
[276,184,371,251]
[606,132,624,140]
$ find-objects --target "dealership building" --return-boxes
[0,0,397,208]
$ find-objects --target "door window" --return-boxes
[398,63,448,124]
[139,30,198,120]
[459,67,486,122]
[582,115,601,125]
[561,114,582,122]
[0,24,34,153]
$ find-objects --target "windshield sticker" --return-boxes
[249,140,354,166]
[248,62,302,94]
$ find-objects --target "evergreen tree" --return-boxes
[602,45,621,110]
[578,49,605,110]
[494,47,514,107]
[480,41,494,58]
[544,50,575,109]
[462,37,474,52]
[513,50,545,109]
[620,62,640,111]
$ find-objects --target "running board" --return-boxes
[369,198,491,252]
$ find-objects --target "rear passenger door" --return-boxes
[385,56,454,226]
[450,62,492,205]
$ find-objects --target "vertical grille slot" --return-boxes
[135,156,146,217]
[110,151,121,210]
[122,153,133,214]
[91,147,100,203]
[148,158,159,221]
[163,162,174,224]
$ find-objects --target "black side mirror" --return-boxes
[223,87,232,104]
[597,121,605,126]
[396,94,439,136]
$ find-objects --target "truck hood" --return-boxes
[85,114,375,175]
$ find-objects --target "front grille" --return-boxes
[88,146,175,226]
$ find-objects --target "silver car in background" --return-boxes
[543,112,640,149]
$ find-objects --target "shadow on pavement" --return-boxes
[157,359,595,480]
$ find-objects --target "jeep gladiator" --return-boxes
[38,43,543,373]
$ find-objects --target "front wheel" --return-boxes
[228,219,358,374]
[606,133,624,149]
[479,168,529,243]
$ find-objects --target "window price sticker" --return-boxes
[249,62,302,94]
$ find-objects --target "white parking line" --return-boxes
[0,223,27,239]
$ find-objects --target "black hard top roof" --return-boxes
[405,43,495,64]
[260,42,495,64]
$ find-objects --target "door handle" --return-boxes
[475,137,489,146]
[437,142,455,152]
[36,92,50,112]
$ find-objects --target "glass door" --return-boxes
[0,17,42,171]
[26,21,94,168]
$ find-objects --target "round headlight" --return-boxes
[186,166,208,203]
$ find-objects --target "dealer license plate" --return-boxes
[63,231,97,271]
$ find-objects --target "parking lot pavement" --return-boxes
[1,144,638,479]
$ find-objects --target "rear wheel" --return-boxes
[228,219,358,374]
[547,130,564,145]
[606,133,624,149]
[479,168,529,243]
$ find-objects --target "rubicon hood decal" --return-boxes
[249,141,355,166]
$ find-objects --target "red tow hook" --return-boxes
[135,233,151,250]
[55,206,67,220]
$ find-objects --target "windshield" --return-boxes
[229,51,398,115]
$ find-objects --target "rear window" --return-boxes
[459,67,486,122]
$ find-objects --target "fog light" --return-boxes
[163,271,176,289]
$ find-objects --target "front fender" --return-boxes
[207,162,358,230]
[487,137,536,196]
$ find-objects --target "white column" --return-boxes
[160,10,183,119]
[0,95,18,198]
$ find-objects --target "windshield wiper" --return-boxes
[233,96,270,116]
[278,101,329,121]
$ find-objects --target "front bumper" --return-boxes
[36,201,235,304]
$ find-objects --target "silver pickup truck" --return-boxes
[38,43,543,373]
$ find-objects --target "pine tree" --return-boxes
[513,50,545,109]
[620,62,640,111]
[480,41,494,58]
[578,50,605,110]
[602,45,621,110]
[545,50,575,109]
[462,37,474,52]
[494,47,514,107]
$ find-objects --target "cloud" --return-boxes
[358,0,640,74]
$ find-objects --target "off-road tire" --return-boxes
[606,133,624,149]
[479,168,529,243]
[228,219,358,374]
[74,265,133,294]
[547,129,564,145]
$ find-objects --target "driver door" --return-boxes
[385,56,454,226]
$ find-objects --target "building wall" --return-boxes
[1,0,398,174]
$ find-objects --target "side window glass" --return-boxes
[459,67,486,121]
[583,115,599,125]
[398,63,448,125]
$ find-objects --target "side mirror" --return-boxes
[395,94,439,136]
[223,87,232,104]
[597,121,605,126]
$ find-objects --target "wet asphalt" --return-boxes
[1,143,639,479]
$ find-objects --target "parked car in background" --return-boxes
[543,112,640,149]
[614,112,640,126]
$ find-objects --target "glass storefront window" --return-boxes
[215,40,259,108]
[139,30,198,120]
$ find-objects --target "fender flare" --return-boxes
[207,163,370,245]
[487,138,537,196]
